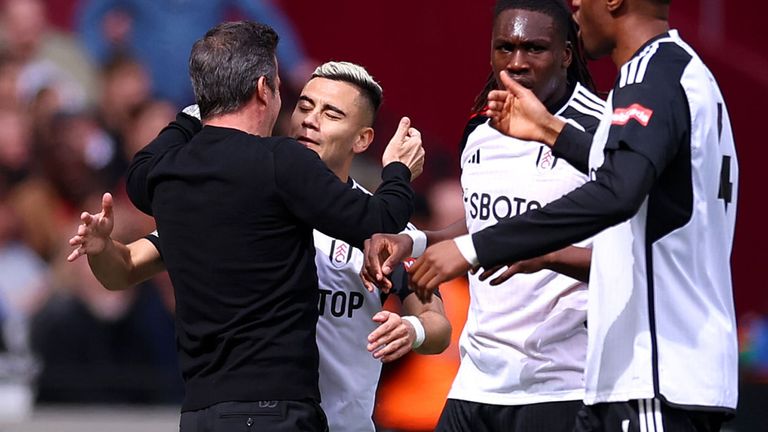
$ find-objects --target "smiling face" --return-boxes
[290,77,373,176]
[491,8,572,108]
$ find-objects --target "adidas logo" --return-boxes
[466,149,481,165]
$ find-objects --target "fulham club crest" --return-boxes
[536,146,559,170]
[329,240,353,268]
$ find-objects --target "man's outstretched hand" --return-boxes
[67,192,115,262]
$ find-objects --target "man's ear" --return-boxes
[606,0,624,13]
[256,76,272,104]
[352,127,374,155]
[563,41,574,70]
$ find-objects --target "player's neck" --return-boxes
[204,106,274,138]
[328,160,351,184]
[545,81,572,114]
[611,16,669,68]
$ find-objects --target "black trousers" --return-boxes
[574,399,729,432]
[436,398,583,432]
[180,400,328,432]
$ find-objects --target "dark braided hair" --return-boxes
[471,0,595,114]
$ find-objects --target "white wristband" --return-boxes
[401,229,427,257]
[401,315,426,349]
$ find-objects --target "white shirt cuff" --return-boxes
[453,234,480,267]
[401,229,427,257]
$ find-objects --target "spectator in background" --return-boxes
[0,107,31,194]
[111,98,174,243]
[77,0,315,107]
[25,100,179,405]
[8,107,116,261]
[31,197,180,403]
[0,201,46,424]
[0,0,96,110]
[93,55,153,188]
[0,54,21,110]
[123,100,177,160]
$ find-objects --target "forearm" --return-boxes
[472,148,656,268]
[545,245,591,283]
[87,239,139,290]
[279,147,414,249]
[401,294,451,355]
[413,309,451,355]
[87,238,164,290]
[369,163,416,237]
[425,218,468,246]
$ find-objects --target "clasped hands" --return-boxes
[359,233,551,303]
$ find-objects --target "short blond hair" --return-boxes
[312,61,383,117]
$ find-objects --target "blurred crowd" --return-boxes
[0,0,322,417]
[0,0,189,414]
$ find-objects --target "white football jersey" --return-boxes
[449,83,603,405]
[585,30,738,409]
[314,180,414,432]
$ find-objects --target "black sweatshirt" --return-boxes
[126,114,414,411]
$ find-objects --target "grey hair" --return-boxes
[189,21,279,120]
[312,61,383,119]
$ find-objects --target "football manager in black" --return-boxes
[126,21,423,431]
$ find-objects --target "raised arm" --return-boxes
[275,122,423,249]
[486,72,593,173]
[68,193,166,290]
[408,147,655,301]
[409,65,690,300]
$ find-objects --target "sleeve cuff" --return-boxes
[143,230,163,259]
[552,122,592,173]
[381,161,411,182]
[175,112,203,138]
[454,234,479,267]
[401,229,427,257]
